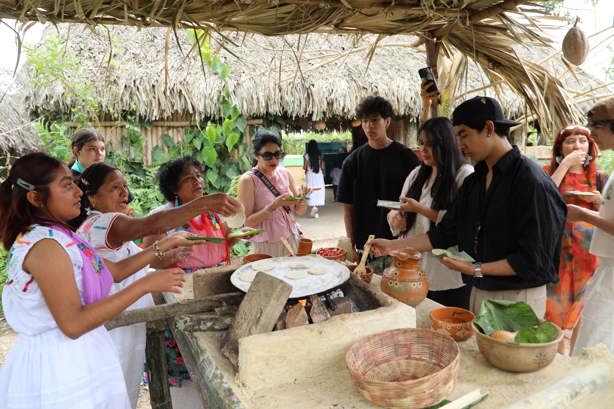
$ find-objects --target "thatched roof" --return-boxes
[1,1,591,130]
[20,24,608,126]
[0,95,41,154]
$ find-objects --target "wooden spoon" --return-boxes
[281,237,296,257]
[354,234,374,279]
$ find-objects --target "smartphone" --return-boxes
[418,67,439,93]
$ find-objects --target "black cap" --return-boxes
[452,96,520,129]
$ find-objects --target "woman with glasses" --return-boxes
[238,131,308,256]
[387,117,473,308]
[543,125,607,355]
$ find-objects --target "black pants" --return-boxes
[428,283,472,310]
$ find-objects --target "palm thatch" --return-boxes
[1,0,593,130]
[20,24,607,130]
[0,95,41,154]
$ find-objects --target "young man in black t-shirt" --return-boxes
[337,96,420,267]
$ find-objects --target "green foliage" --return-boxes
[598,150,614,175]
[0,247,6,312]
[282,131,351,154]
[34,121,72,162]
[25,33,98,123]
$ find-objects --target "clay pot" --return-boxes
[347,263,374,284]
[381,248,428,307]
[316,247,346,262]
[430,307,475,342]
[243,253,272,264]
[296,238,313,256]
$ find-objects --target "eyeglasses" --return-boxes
[257,151,286,161]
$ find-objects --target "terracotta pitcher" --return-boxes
[381,247,428,307]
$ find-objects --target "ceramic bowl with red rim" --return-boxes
[316,247,347,262]
[430,307,475,342]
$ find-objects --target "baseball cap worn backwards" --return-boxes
[452,96,520,129]
[588,96,614,122]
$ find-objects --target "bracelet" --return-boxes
[152,240,165,260]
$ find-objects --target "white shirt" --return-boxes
[388,164,474,291]
[590,173,614,260]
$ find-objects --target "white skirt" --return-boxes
[0,326,131,409]
[573,259,614,355]
[306,170,325,207]
[109,323,146,409]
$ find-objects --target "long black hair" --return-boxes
[405,117,467,232]
[306,140,321,173]
[70,162,118,229]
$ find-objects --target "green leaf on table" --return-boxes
[474,300,540,336]
[514,321,559,343]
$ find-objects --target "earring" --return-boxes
[175,195,180,207]
[555,155,563,164]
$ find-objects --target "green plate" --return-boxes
[286,195,306,201]
[186,236,225,243]
[431,247,475,262]
[228,228,264,239]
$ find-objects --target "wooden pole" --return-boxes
[425,36,441,119]
[146,327,173,409]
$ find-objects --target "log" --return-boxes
[174,312,234,332]
[222,272,292,367]
[308,295,331,323]
[504,363,610,409]
[193,263,240,298]
[146,327,173,409]
[105,292,243,330]
[285,303,309,328]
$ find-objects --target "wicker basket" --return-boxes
[345,328,460,408]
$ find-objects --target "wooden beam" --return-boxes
[222,272,292,368]
[174,312,235,332]
[105,292,243,330]
[146,327,173,409]
[425,36,441,119]
[193,263,240,298]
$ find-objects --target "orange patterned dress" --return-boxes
[544,166,607,330]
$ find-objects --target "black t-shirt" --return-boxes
[427,146,567,291]
[338,141,420,249]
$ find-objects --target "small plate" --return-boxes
[228,227,264,239]
[377,200,401,210]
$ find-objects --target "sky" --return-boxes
[0,0,613,90]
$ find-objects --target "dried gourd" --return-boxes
[562,20,589,66]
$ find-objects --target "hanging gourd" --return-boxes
[562,18,589,66]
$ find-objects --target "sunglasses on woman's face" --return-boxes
[258,150,286,161]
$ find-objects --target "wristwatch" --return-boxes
[473,262,483,278]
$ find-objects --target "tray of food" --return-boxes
[230,255,351,298]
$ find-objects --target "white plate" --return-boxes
[224,203,246,229]
[231,255,350,298]
[377,200,401,210]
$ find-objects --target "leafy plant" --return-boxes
[0,247,7,312]
[34,121,72,162]
[282,130,351,154]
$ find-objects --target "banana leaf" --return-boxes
[473,300,540,336]
[515,321,559,343]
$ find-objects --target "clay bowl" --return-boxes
[347,263,374,284]
[430,307,475,342]
[471,321,563,373]
[317,247,347,262]
[243,253,272,264]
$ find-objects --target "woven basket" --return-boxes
[345,328,460,408]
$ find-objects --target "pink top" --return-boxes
[150,203,229,269]
[247,167,298,243]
